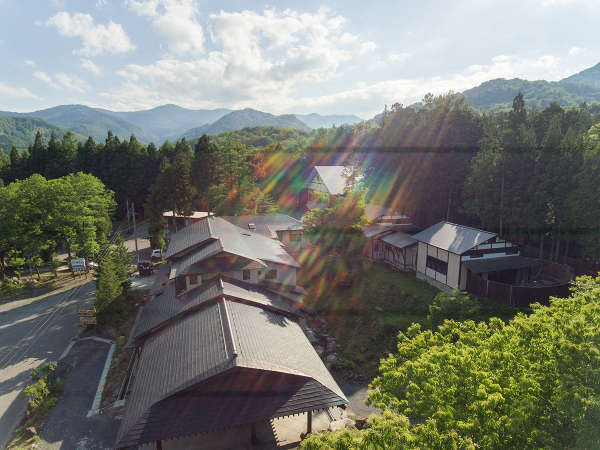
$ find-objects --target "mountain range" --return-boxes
[462,62,600,111]
[1,62,599,152]
[0,104,363,149]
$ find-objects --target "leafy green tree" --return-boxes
[0,173,115,275]
[427,290,480,327]
[363,275,600,449]
[95,239,130,312]
[192,134,218,211]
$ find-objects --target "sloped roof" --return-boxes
[130,277,299,344]
[163,210,211,219]
[116,297,347,448]
[381,231,417,249]
[165,216,299,271]
[312,166,350,195]
[365,204,409,222]
[164,218,212,259]
[222,215,304,239]
[411,221,496,255]
[362,223,396,238]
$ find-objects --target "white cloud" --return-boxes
[81,58,102,74]
[34,71,59,88]
[569,46,585,55]
[46,12,135,56]
[388,52,411,62]
[0,81,38,99]
[359,41,377,54]
[24,59,36,66]
[96,0,108,6]
[126,0,205,55]
[54,73,89,93]
[33,71,88,93]
[103,7,376,110]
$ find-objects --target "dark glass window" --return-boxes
[175,276,186,293]
[426,255,448,275]
[243,269,250,280]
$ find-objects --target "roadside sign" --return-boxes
[71,258,86,272]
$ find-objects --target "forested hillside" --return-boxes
[461,62,600,111]
[462,78,600,111]
[182,108,311,138]
[561,62,600,88]
[1,92,598,261]
[0,116,76,152]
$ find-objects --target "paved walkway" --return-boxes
[38,339,119,449]
[0,279,95,447]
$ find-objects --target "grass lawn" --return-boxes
[299,257,523,382]
[299,259,439,381]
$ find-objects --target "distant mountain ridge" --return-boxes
[0,104,363,145]
[294,113,362,129]
[560,62,600,89]
[0,105,150,143]
[182,109,311,139]
[100,104,232,142]
[461,62,600,111]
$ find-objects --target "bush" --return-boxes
[23,361,60,409]
[427,289,480,327]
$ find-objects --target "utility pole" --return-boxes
[132,201,139,264]
[126,199,131,234]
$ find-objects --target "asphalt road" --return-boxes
[0,278,95,448]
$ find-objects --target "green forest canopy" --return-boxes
[302,275,600,449]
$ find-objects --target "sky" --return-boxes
[0,0,598,118]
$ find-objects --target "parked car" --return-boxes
[138,260,154,276]
[151,249,162,259]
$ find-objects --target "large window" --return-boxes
[426,255,448,275]
[243,269,250,280]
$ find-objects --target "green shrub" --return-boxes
[23,379,49,409]
[23,361,60,409]
[427,289,480,327]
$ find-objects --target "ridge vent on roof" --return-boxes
[442,220,495,234]
[219,298,238,358]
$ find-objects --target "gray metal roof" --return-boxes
[463,256,542,274]
[130,277,299,343]
[365,204,409,222]
[166,216,299,270]
[381,231,417,249]
[221,215,304,239]
[362,223,396,238]
[164,217,212,259]
[411,221,497,255]
[116,297,347,448]
[312,166,350,195]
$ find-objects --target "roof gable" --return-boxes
[131,277,299,343]
[312,166,350,195]
[117,296,347,448]
[165,216,299,276]
[411,221,496,255]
